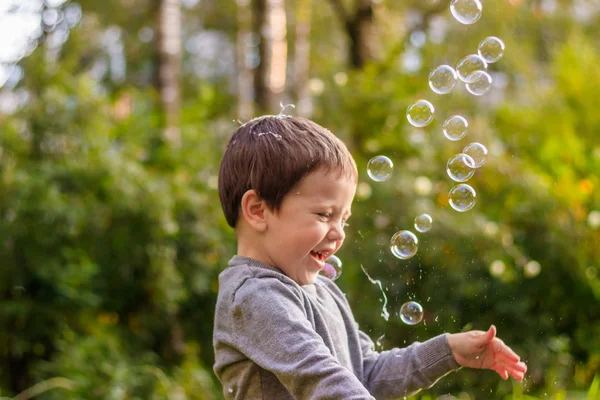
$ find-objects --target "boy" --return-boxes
[213,114,527,399]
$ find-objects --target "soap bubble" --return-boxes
[428,65,457,94]
[407,100,435,127]
[447,153,476,182]
[448,184,477,212]
[462,142,488,168]
[465,71,492,96]
[456,54,487,82]
[390,230,419,260]
[450,0,483,25]
[367,155,393,182]
[478,36,505,63]
[443,115,468,141]
[414,214,433,233]
[320,255,343,281]
[399,301,424,325]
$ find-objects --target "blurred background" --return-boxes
[0,0,599,399]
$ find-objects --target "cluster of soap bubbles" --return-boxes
[406,0,506,217]
[361,1,506,326]
[367,154,434,261]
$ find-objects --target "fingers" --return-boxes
[492,351,523,366]
[492,360,527,381]
[491,338,520,362]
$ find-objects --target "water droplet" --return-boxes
[360,265,390,321]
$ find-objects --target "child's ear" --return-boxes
[240,190,268,232]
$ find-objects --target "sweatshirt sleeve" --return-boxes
[230,277,375,400]
[359,329,460,399]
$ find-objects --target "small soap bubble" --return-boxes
[443,115,469,141]
[465,71,492,96]
[462,142,488,168]
[447,153,476,182]
[399,301,424,325]
[448,184,477,212]
[456,54,487,82]
[478,36,505,63]
[367,155,393,182]
[390,230,419,260]
[407,100,435,128]
[428,65,457,94]
[320,255,343,281]
[414,214,433,233]
[450,0,483,25]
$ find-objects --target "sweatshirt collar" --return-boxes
[228,255,321,289]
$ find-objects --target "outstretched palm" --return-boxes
[448,325,527,380]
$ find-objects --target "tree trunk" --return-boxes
[253,0,288,113]
[294,0,312,117]
[252,0,268,112]
[156,0,182,146]
[328,0,377,69]
[236,0,254,120]
[155,0,185,356]
[348,0,376,69]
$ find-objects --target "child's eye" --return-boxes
[317,213,331,220]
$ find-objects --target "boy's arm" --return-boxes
[358,329,460,399]
[227,277,375,400]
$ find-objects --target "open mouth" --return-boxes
[310,250,325,263]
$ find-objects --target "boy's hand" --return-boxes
[447,325,527,381]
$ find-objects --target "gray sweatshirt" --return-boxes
[213,256,459,399]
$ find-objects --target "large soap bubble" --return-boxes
[450,0,483,25]
[429,65,457,94]
[390,230,419,260]
[478,36,505,63]
[456,54,488,83]
[407,100,435,128]
[399,301,424,325]
[320,255,343,281]
[465,71,492,96]
[443,115,469,141]
[367,155,393,182]
[449,184,477,212]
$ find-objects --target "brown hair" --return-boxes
[218,116,358,228]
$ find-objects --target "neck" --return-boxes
[236,223,272,266]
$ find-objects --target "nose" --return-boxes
[326,223,346,242]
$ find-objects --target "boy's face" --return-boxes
[262,167,356,285]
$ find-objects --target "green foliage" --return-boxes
[0,0,599,398]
